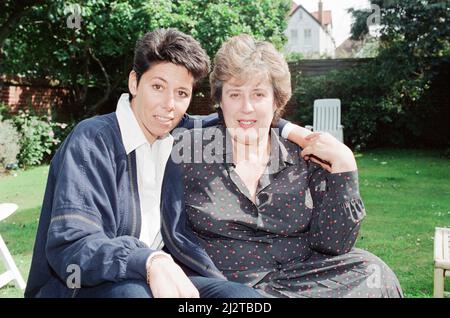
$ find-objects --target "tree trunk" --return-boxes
[87,48,111,116]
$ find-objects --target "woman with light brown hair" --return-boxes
[162,34,403,297]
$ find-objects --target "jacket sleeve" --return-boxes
[45,123,154,287]
[177,113,219,129]
[159,149,226,280]
[307,162,366,255]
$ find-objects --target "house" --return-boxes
[284,1,335,58]
[335,38,365,58]
[335,35,380,58]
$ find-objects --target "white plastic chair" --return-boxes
[0,203,26,290]
[305,99,344,143]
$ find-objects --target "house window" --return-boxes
[291,30,298,43]
[304,29,312,46]
[298,10,303,20]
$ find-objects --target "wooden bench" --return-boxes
[434,227,450,297]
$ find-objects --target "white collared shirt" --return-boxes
[115,93,174,249]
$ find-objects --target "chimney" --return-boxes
[318,0,324,26]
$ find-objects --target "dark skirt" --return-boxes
[252,248,403,298]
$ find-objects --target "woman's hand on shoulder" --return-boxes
[301,132,357,173]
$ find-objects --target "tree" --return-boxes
[0,0,290,119]
[333,0,450,147]
[349,0,450,103]
[0,0,46,49]
[292,0,449,149]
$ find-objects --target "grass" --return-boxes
[0,149,449,298]
[0,165,49,297]
[354,149,450,297]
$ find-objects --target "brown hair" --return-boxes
[130,28,210,101]
[209,34,291,123]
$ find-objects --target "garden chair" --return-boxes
[305,99,344,143]
[434,227,450,297]
[0,203,26,290]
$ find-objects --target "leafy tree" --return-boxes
[349,0,449,103]
[0,0,46,48]
[347,0,450,147]
[0,0,290,119]
[293,0,449,149]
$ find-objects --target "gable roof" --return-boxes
[289,4,331,31]
[335,37,364,57]
[311,10,332,27]
[289,2,298,15]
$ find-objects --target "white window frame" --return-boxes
[304,28,312,46]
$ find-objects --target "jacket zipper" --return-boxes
[127,154,138,237]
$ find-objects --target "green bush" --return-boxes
[0,118,21,169]
[0,104,73,167]
[12,110,57,166]
[292,60,449,150]
[5,109,71,167]
[293,64,392,150]
[285,52,304,62]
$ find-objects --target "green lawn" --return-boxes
[354,149,450,297]
[0,165,49,298]
[0,149,449,298]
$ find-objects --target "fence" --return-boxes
[189,58,372,118]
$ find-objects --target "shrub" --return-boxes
[0,104,73,167]
[10,110,62,167]
[285,52,304,62]
[291,59,449,150]
[292,64,393,150]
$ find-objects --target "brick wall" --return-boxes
[0,76,69,116]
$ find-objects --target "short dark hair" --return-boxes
[130,28,210,101]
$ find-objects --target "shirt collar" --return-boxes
[115,93,173,154]
[219,125,296,172]
[115,93,148,154]
[216,124,296,198]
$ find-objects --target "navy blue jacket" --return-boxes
[25,111,289,297]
